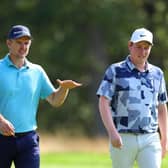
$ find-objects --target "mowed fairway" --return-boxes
[39,134,168,168]
[41,152,168,168]
[40,134,111,168]
[11,134,168,168]
[41,152,111,168]
[11,152,168,168]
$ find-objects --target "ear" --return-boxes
[6,39,12,47]
[128,41,133,49]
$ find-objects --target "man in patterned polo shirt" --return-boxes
[97,28,168,168]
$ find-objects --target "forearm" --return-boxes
[0,114,7,123]
[0,114,4,121]
[99,96,123,148]
[99,96,118,135]
[158,103,168,157]
[47,87,69,107]
[46,79,81,107]
[158,104,168,141]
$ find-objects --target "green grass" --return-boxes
[40,152,168,168]
[41,152,111,168]
[11,152,168,168]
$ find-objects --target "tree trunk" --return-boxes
[87,24,108,136]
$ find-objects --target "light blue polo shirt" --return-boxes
[0,54,56,133]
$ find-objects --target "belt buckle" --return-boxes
[14,133,26,137]
[133,132,139,136]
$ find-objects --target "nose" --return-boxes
[140,47,148,54]
[20,43,27,49]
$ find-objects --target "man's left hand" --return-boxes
[56,79,82,89]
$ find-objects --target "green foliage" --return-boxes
[1,0,168,135]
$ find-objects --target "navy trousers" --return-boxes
[0,131,40,168]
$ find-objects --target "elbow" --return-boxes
[52,101,64,108]
[48,93,65,107]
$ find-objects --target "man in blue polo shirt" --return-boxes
[0,25,82,168]
[97,28,168,168]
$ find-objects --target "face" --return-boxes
[128,41,152,65]
[6,36,32,59]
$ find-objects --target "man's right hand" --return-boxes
[109,131,123,149]
[0,115,15,136]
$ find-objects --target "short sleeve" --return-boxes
[96,66,116,100]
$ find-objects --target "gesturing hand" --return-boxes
[56,79,82,89]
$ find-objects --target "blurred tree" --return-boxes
[0,0,168,136]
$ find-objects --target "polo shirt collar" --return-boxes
[126,55,152,72]
[4,54,31,69]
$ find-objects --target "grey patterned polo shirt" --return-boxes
[97,56,168,133]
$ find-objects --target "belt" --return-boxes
[14,130,35,137]
[119,130,156,135]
